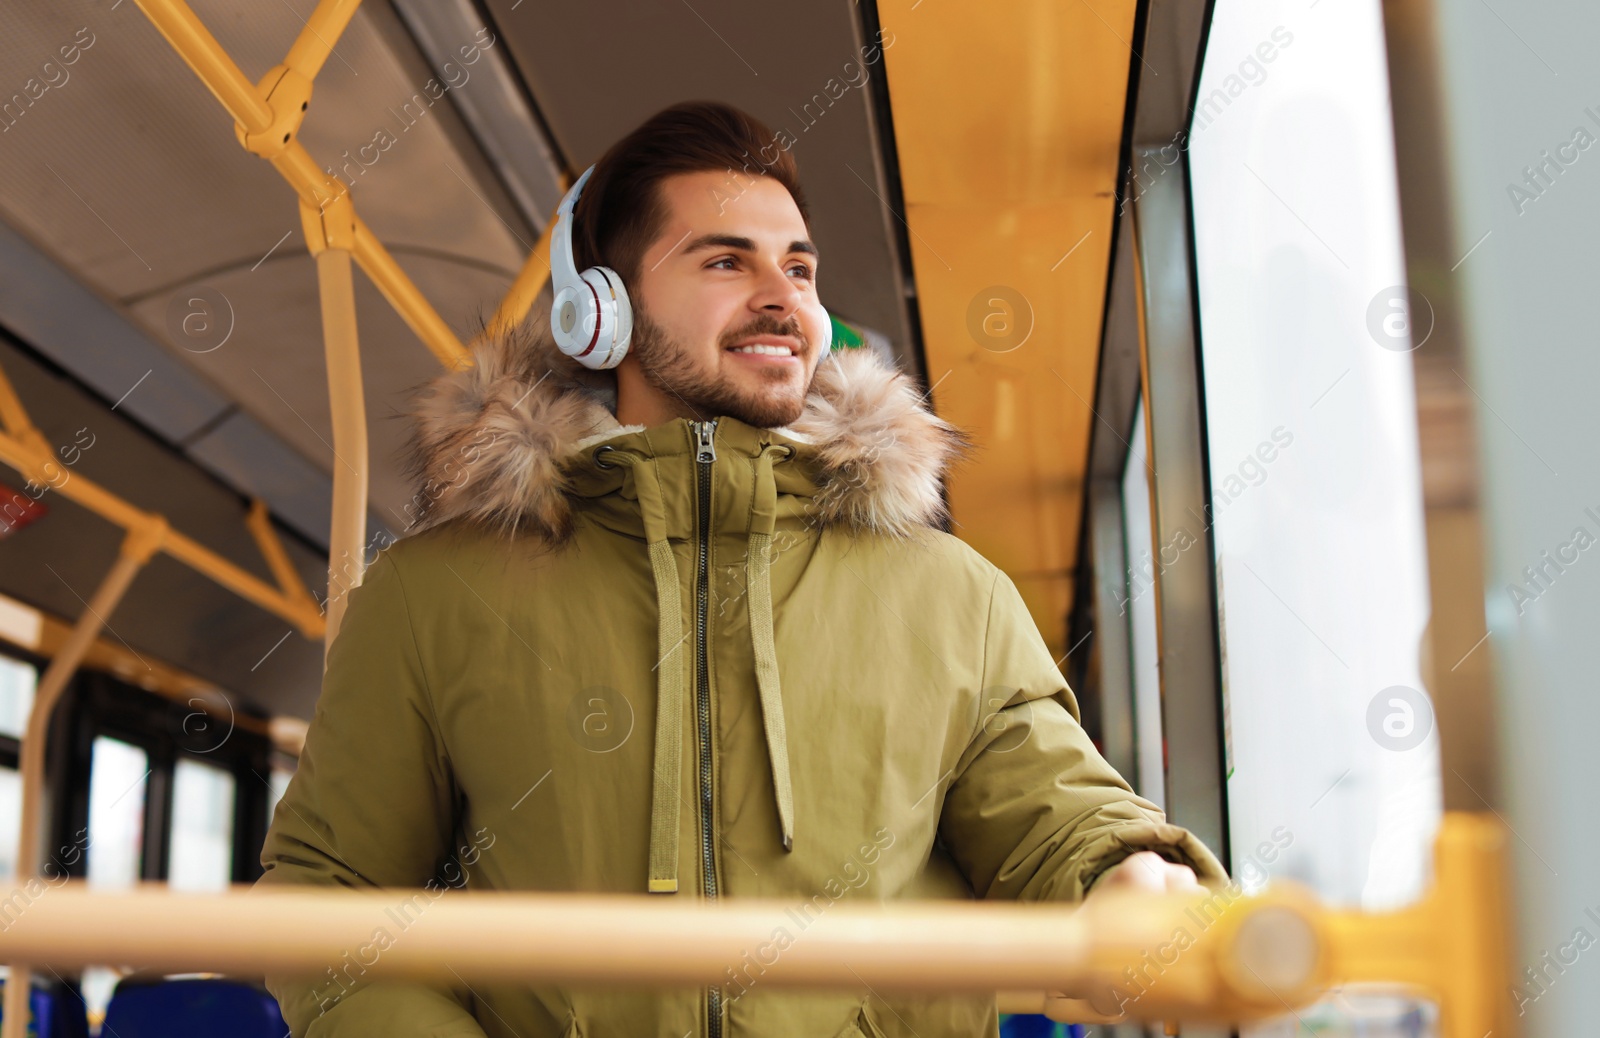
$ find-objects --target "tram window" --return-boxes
[86,736,148,890]
[0,768,19,879]
[168,757,236,891]
[1121,395,1166,811]
[1189,0,1440,913]
[83,736,152,1023]
[0,654,34,741]
[0,655,26,879]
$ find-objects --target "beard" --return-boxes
[628,307,816,428]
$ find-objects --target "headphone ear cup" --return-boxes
[559,266,631,370]
[589,266,633,369]
[551,280,600,358]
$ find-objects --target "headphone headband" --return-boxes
[548,163,832,368]
[549,165,632,369]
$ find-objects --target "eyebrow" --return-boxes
[682,233,818,258]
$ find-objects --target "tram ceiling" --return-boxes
[0,0,535,546]
[0,333,330,721]
[482,0,918,365]
[0,0,1128,712]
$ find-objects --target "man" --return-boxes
[258,101,1225,1038]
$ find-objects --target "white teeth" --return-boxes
[731,343,793,356]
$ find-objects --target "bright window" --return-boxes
[1189,0,1440,916]
[87,737,148,889]
[0,655,35,741]
[85,736,151,1024]
[169,757,236,891]
[0,768,20,880]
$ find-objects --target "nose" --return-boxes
[748,261,803,320]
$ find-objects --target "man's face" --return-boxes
[623,170,828,429]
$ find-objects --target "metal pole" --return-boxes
[0,522,165,1038]
[304,196,369,655]
[0,885,1328,1025]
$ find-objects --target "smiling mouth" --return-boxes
[727,342,797,357]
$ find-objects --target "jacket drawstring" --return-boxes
[597,442,796,894]
[748,445,796,853]
[602,448,684,894]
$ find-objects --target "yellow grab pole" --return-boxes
[0,521,166,1038]
[131,0,273,133]
[302,198,369,655]
[485,218,559,342]
[0,362,45,451]
[283,0,363,82]
[350,215,470,369]
[246,498,313,609]
[0,428,323,638]
[0,885,1328,1025]
[132,0,470,371]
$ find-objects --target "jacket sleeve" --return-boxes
[254,550,487,1038]
[937,569,1228,903]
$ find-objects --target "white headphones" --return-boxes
[549,166,632,369]
[549,164,833,371]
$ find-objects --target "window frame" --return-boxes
[1066,0,1232,867]
[56,670,273,886]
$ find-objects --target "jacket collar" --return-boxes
[400,320,967,542]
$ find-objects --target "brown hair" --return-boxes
[571,101,809,284]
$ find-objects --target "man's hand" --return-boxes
[1086,851,1202,898]
[1044,853,1206,1022]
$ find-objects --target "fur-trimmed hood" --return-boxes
[400,320,967,542]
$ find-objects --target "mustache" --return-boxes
[717,313,808,350]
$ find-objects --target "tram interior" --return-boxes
[0,0,1591,1036]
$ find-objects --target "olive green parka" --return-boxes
[257,325,1225,1038]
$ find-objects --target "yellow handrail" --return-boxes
[0,815,1517,1037]
[132,0,471,370]
[0,884,1327,1027]
[0,526,162,1037]
[0,429,324,638]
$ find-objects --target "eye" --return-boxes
[707,256,738,271]
[787,262,815,281]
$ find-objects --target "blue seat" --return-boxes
[999,1014,1057,1038]
[102,977,286,1038]
[997,1017,1088,1038]
[0,979,90,1038]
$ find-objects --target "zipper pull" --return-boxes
[694,420,717,463]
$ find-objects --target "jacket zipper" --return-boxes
[693,418,722,1038]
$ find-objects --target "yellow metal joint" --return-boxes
[1045,813,1513,1037]
[121,515,169,565]
[299,192,356,255]
[234,64,313,160]
[1323,812,1516,1038]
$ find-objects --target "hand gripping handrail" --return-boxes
[0,885,1326,1028]
[0,815,1514,1036]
